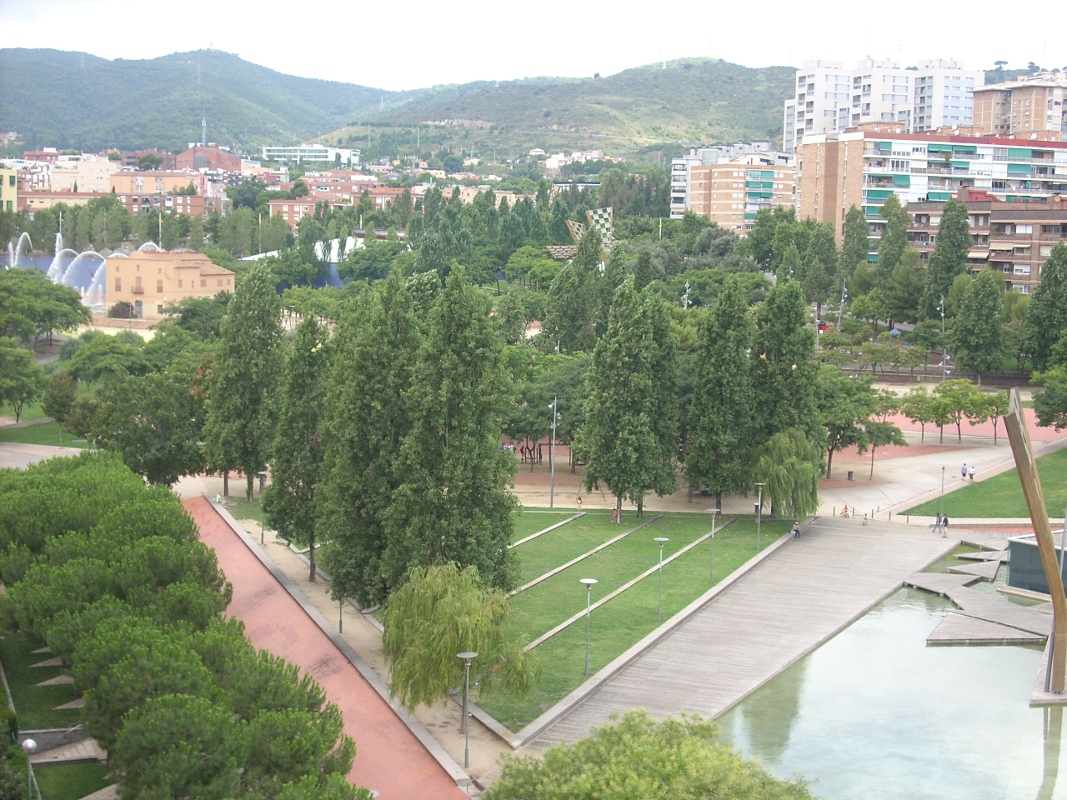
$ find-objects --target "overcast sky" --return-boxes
[2,0,1061,91]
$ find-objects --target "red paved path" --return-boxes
[185,496,467,800]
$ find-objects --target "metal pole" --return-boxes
[21,739,35,800]
[549,398,557,509]
[580,578,597,676]
[260,517,265,546]
[708,509,719,583]
[456,652,477,769]
[339,596,344,634]
[755,483,765,552]
[939,466,946,537]
[654,537,669,624]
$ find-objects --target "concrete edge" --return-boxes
[1030,635,1067,706]
[511,523,798,749]
[201,494,472,787]
[509,512,586,549]
[0,417,54,430]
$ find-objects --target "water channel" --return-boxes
[718,551,1065,800]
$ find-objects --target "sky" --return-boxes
[1,0,1062,92]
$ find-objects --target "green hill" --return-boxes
[0,50,794,160]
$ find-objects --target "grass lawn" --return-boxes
[222,495,268,526]
[2,400,47,423]
[510,512,630,585]
[0,632,80,730]
[905,448,1067,518]
[511,510,577,543]
[34,761,110,800]
[0,422,92,449]
[479,516,789,731]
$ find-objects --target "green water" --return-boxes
[718,584,1065,800]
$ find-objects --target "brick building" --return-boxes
[106,251,235,319]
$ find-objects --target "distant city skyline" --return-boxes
[1,0,1061,93]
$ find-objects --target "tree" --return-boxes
[1025,241,1067,370]
[840,205,870,279]
[685,277,754,507]
[863,419,907,479]
[137,153,163,170]
[485,709,814,800]
[817,366,876,479]
[885,250,925,325]
[900,387,935,442]
[382,563,540,711]
[932,379,981,443]
[755,429,822,519]
[263,317,331,581]
[545,229,601,353]
[1034,367,1067,431]
[966,389,1008,444]
[0,338,46,422]
[383,270,518,593]
[920,198,971,319]
[203,264,284,499]
[90,364,207,485]
[42,370,77,440]
[575,282,660,520]
[317,276,421,606]
[952,270,1004,379]
[876,194,909,279]
[751,281,821,443]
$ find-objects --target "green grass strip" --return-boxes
[511,510,578,543]
[509,512,585,549]
[33,761,111,800]
[0,422,92,449]
[0,631,80,730]
[905,447,1067,518]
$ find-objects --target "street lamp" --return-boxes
[754,483,766,552]
[939,295,948,383]
[580,578,597,676]
[549,399,559,509]
[258,469,269,496]
[21,739,35,800]
[456,651,478,769]
[939,465,946,537]
[707,508,720,583]
[653,537,669,623]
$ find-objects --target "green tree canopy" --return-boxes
[920,198,971,319]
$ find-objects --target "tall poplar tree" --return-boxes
[263,317,331,581]
[203,264,283,500]
[876,194,909,279]
[920,198,971,319]
[951,270,1005,378]
[317,275,420,606]
[840,205,870,279]
[1025,241,1067,370]
[685,276,754,508]
[383,270,518,594]
[751,281,821,444]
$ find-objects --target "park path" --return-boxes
[184,496,468,800]
[523,516,959,751]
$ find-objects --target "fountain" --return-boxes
[47,248,80,282]
[5,232,33,269]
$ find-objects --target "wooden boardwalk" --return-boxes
[524,517,959,751]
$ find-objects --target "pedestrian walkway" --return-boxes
[521,517,958,752]
[29,737,105,765]
[184,496,469,800]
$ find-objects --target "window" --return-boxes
[217,278,223,287]
[114,278,121,291]
[157,279,164,293]
[1014,264,1031,275]
[178,279,183,288]
[200,278,207,288]
[1016,225,1033,234]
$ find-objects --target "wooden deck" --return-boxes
[523,517,959,751]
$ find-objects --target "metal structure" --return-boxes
[654,537,669,623]
[457,651,478,769]
[580,578,598,676]
[1004,389,1066,693]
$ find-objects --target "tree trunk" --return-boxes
[223,473,229,497]
[870,447,877,479]
[637,500,644,519]
[826,447,836,479]
[309,538,317,582]
[245,474,254,502]
[615,495,622,523]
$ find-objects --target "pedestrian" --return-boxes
[612,507,619,525]
[933,513,942,534]
[576,496,583,512]
[942,515,950,538]
[968,465,975,482]
[792,522,800,538]
[961,463,967,481]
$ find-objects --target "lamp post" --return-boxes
[258,469,269,496]
[549,399,559,509]
[580,578,597,676]
[939,295,948,383]
[653,537,669,623]
[21,739,35,800]
[754,483,766,552]
[939,465,946,537]
[338,596,344,633]
[456,652,478,769]
[707,508,719,583]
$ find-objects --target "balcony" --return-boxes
[130,285,144,294]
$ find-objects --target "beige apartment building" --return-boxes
[106,251,235,319]
[973,72,1067,137]
[110,171,208,196]
[686,162,795,233]
[50,154,122,193]
[907,190,1067,294]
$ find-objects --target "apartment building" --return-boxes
[261,144,359,166]
[784,59,984,152]
[907,190,1067,294]
[685,161,795,234]
[0,168,17,213]
[669,143,792,222]
[106,251,235,319]
[796,128,1067,242]
[973,72,1067,138]
[110,171,209,196]
[50,153,123,193]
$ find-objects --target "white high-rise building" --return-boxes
[783,59,985,152]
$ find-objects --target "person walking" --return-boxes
[968,465,975,482]
[942,515,950,538]
[933,513,942,535]
[961,463,968,481]
[792,522,801,538]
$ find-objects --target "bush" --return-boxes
[108,301,134,319]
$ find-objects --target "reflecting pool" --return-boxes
[718,579,1065,799]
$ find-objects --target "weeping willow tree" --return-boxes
[382,563,542,711]
[755,429,822,519]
